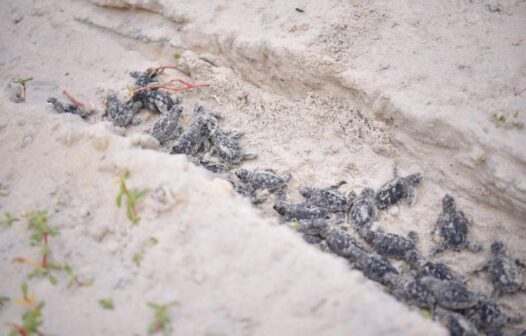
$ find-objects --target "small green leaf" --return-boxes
[134,189,149,201]
[21,283,28,297]
[99,298,115,310]
[124,170,130,179]
[49,275,57,285]
[116,192,123,208]
[174,53,181,60]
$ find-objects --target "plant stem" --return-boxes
[62,90,86,108]
[133,82,209,95]
[149,65,191,78]
[42,232,48,269]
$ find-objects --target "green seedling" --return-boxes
[0,296,9,307]
[147,301,179,335]
[116,170,149,224]
[174,53,181,60]
[8,283,45,336]
[13,77,33,103]
[12,211,62,285]
[0,211,19,227]
[64,264,94,288]
[491,111,524,129]
[133,237,159,267]
[99,298,115,310]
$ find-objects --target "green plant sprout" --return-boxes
[99,298,115,310]
[12,211,62,285]
[8,283,45,336]
[0,211,19,227]
[13,77,33,103]
[147,301,179,335]
[491,111,524,129]
[64,264,94,288]
[133,237,159,267]
[116,170,149,224]
[0,296,9,307]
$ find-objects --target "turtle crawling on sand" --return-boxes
[352,249,401,288]
[208,128,257,166]
[349,188,378,229]
[358,227,418,260]
[393,277,436,310]
[462,296,521,333]
[435,307,482,336]
[326,229,363,259]
[299,181,356,213]
[405,249,464,282]
[47,97,93,120]
[297,219,330,244]
[375,168,423,210]
[130,70,179,114]
[172,106,219,156]
[273,190,328,221]
[150,104,183,144]
[235,168,292,192]
[103,95,143,127]
[418,276,479,310]
[431,194,482,255]
[470,241,526,298]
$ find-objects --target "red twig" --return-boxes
[42,232,48,269]
[149,65,191,78]
[22,85,27,103]
[7,323,28,336]
[62,90,86,109]
[133,81,209,95]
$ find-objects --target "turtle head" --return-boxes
[442,194,456,212]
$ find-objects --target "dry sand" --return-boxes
[0,0,525,335]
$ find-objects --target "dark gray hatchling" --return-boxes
[150,104,183,144]
[404,249,464,282]
[273,190,328,221]
[208,128,257,165]
[299,181,356,213]
[326,229,364,259]
[227,178,267,205]
[235,168,292,191]
[130,69,178,114]
[375,168,423,210]
[297,219,330,244]
[104,95,143,127]
[47,97,93,119]
[431,194,482,255]
[393,277,436,310]
[171,106,219,156]
[462,296,521,333]
[470,241,526,298]
[358,228,418,260]
[418,276,479,310]
[349,188,377,229]
[351,249,401,288]
[435,307,483,336]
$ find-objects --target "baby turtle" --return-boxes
[297,219,330,244]
[462,296,520,332]
[130,69,178,114]
[358,228,418,260]
[351,249,401,288]
[235,168,292,192]
[208,129,257,165]
[104,95,143,127]
[393,277,436,310]
[349,188,377,229]
[150,104,183,144]
[227,178,267,205]
[431,195,482,255]
[418,276,479,310]
[326,229,363,259]
[273,190,328,221]
[375,168,423,210]
[435,307,482,336]
[470,241,526,297]
[405,249,463,282]
[171,106,218,156]
[299,181,356,213]
[47,97,93,119]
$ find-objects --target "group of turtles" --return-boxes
[47,68,526,336]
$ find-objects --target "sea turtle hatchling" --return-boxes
[431,194,482,255]
[150,104,183,144]
[405,249,464,282]
[208,128,257,166]
[47,97,93,120]
[357,228,418,260]
[273,190,328,221]
[171,106,219,156]
[418,276,479,310]
[299,181,356,213]
[349,188,378,229]
[393,277,436,310]
[235,168,292,192]
[104,95,143,127]
[297,219,330,244]
[470,241,526,297]
[375,168,423,210]
[462,296,521,333]
[435,307,482,336]
[326,229,363,259]
[351,249,401,288]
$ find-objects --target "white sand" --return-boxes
[0,0,525,335]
